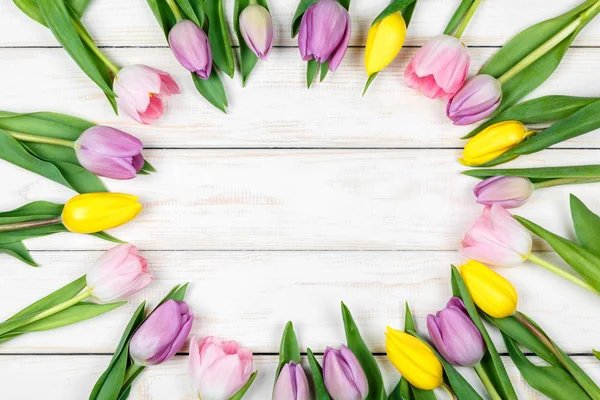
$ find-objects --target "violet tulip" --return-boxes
[404,35,470,100]
[169,20,213,79]
[239,4,274,60]
[460,204,532,267]
[273,361,309,400]
[474,176,534,208]
[322,345,368,400]
[113,65,181,125]
[447,74,502,125]
[129,299,194,365]
[427,297,485,367]
[86,244,152,303]
[75,126,145,180]
[189,336,254,400]
[299,0,351,72]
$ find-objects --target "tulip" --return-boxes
[322,345,368,400]
[239,4,274,60]
[385,327,442,390]
[75,126,145,180]
[61,193,143,234]
[273,361,309,400]
[447,74,502,125]
[473,176,534,209]
[365,12,406,76]
[460,121,532,166]
[130,299,194,365]
[86,243,151,303]
[404,35,470,99]
[460,204,532,267]
[113,65,181,125]
[189,336,254,400]
[299,0,351,72]
[427,297,485,367]
[459,260,518,318]
[168,20,212,79]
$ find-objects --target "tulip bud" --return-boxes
[447,74,502,125]
[322,345,368,400]
[61,193,142,234]
[365,13,406,76]
[299,0,351,72]
[460,204,532,267]
[385,327,443,390]
[404,34,470,99]
[273,362,309,400]
[75,126,145,180]
[459,260,518,318]
[427,297,485,367]
[130,299,193,365]
[86,244,151,303]
[113,65,180,125]
[189,336,253,400]
[168,20,212,79]
[239,4,274,60]
[474,176,534,208]
[460,121,532,166]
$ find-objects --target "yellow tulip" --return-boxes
[460,121,533,166]
[385,326,443,390]
[459,260,518,318]
[365,13,407,76]
[62,193,142,234]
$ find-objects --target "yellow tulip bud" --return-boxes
[385,326,443,390]
[62,193,142,234]
[459,260,518,318]
[365,13,407,76]
[460,121,533,166]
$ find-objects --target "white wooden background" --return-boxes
[1,0,600,398]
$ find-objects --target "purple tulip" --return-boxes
[474,176,534,208]
[427,297,485,367]
[169,20,212,79]
[447,74,502,125]
[75,126,145,180]
[323,345,368,400]
[239,4,274,60]
[273,361,309,400]
[299,0,351,72]
[130,300,194,365]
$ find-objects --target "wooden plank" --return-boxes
[0,250,598,353]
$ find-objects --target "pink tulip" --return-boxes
[113,65,181,125]
[189,336,254,400]
[460,205,532,267]
[239,4,274,60]
[323,345,368,400]
[75,126,145,180]
[86,244,152,303]
[447,74,502,125]
[168,20,212,79]
[404,35,470,99]
[299,0,351,72]
[474,176,534,208]
[273,361,309,400]
[130,299,194,365]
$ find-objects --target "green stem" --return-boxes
[73,20,120,75]
[0,217,62,233]
[8,131,76,148]
[473,363,502,400]
[440,382,457,400]
[533,177,600,189]
[27,289,91,325]
[165,0,184,21]
[498,0,600,85]
[527,253,600,295]
[123,363,143,383]
[454,0,484,38]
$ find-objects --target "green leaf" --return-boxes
[175,0,204,26]
[571,194,600,257]
[337,0,350,10]
[192,71,228,113]
[229,370,258,400]
[204,0,235,78]
[463,165,600,184]
[0,111,94,140]
[234,0,269,85]
[320,61,330,82]
[276,321,301,378]
[444,0,474,35]
[363,73,379,96]
[117,365,146,400]
[307,348,331,400]
[0,242,38,266]
[594,350,600,361]
[14,0,92,26]
[342,302,387,400]
[401,0,418,26]
[388,380,412,400]
[373,0,417,25]
[0,200,63,224]
[291,0,318,37]
[307,60,320,89]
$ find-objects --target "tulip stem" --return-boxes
[72,21,120,76]
[7,131,76,148]
[473,363,502,400]
[0,217,62,233]
[533,177,600,189]
[453,0,484,39]
[123,363,143,384]
[440,383,457,399]
[165,0,183,22]
[527,253,600,295]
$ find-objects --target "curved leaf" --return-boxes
[291,0,318,37]
[0,242,37,266]
[192,72,228,112]
[229,371,258,400]
[463,165,600,183]
[234,0,269,85]
[307,348,331,400]
[205,0,235,78]
[13,0,91,26]
[443,0,474,35]
[571,194,600,257]
[373,0,417,25]
[276,321,301,377]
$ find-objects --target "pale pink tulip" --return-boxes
[447,74,502,125]
[473,176,534,208]
[113,65,181,125]
[239,4,274,60]
[404,34,470,99]
[273,361,309,400]
[189,336,253,400]
[323,345,368,400]
[460,205,532,267]
[86,244,152,303]
[169,20,212,79]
